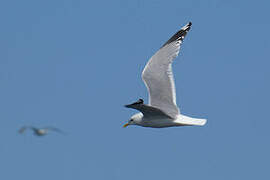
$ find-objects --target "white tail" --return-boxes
[176,114,207,126]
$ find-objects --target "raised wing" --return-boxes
[18,126,36,134]
[142,22,192,118]
[18,126,27,134]
[125,99,172,119]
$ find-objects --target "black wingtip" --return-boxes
[184,22,192,30]
[137,99,144,104]
[161,22,192,48]
[124,99,144,108]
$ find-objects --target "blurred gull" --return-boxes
[18,126,65,136]
[124,22,207,128]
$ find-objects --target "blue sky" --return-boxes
[0,0,269,179]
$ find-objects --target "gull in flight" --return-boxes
[18,126,65,136]
[123,22,207,128]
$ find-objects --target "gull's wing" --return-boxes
[125,99,172,119]
[44,127,66,134]
[18,126,27,134]
[18,126,36,134]
[142,22,192,118]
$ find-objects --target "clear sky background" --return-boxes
[0,0,269,179]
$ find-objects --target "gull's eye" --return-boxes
[130,119,133,122]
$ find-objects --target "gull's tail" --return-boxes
[176,115,207,126]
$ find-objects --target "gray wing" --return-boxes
[44,127,66,134]
[18,126,36,134]
[142,22,192,118]
[125,99,172,119]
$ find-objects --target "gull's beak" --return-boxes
[122,123,129,128]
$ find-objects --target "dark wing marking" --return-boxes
[161,22,192,48]
[125,99,172,119]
